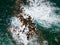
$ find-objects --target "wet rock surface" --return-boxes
[9,0,48,45]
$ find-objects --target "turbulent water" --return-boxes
[0,0,60,45]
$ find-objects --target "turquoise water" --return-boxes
[0,0,60,45]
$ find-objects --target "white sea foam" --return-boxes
[9,16,40,45]
[23,0,60,28]
[9,0,60,45]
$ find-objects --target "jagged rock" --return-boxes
[10,0,47,45]
[28,23,35,28]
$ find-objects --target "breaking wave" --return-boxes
[9,0,60,45]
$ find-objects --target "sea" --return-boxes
[0,0,60,45]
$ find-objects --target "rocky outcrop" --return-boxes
[9,0,48,45]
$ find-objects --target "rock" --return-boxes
[19,42,24,45]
